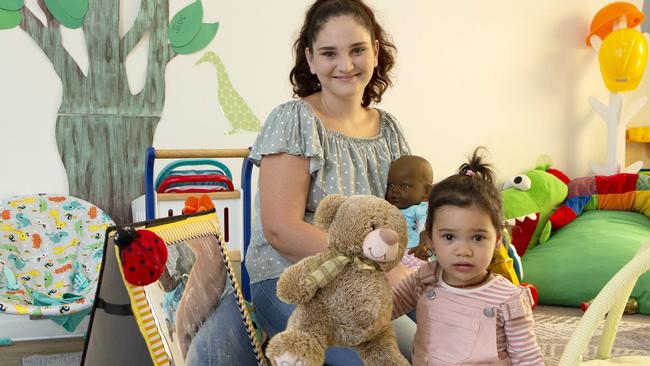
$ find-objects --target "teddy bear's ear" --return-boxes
[314,194,347,230]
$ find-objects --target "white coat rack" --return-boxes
[588,15,648,175]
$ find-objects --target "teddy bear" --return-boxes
[265,194,411,366]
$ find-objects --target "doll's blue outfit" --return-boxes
[401,202,428,249]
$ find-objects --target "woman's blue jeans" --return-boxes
[185,288,260,366]
[185,279,416,366]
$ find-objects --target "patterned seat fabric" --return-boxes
[0,194,113,316]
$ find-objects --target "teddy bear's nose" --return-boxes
[378,228,398,246]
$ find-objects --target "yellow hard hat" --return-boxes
[598,28,648,92]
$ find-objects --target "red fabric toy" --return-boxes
[520,282,539,309]
[114,226,168,286]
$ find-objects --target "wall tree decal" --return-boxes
[2,0,217,224]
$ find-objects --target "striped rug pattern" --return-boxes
[534,313,650,365]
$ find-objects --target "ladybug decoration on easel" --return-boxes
[114,226,168,286]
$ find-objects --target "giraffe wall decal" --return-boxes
[196,51,262,135]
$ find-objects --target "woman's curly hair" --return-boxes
[290,0,396,107]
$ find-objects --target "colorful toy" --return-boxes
[627,126,650,142]
[265,195,410,366]
[599,28,648,92]
[548,173,650,231]
[488,242,520,285]
[521,175,650,314]
[181,194,215,215]
[114,227,168,286]
[106,211,265,366]
[500,164,570,256]
[586,1,644,47]
[580,296,639,314]
[508,244,523,281]
[521,282,539,309]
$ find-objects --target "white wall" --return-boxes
[1,0,647,198]
[1,27,68,197]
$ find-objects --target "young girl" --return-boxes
[392,148,544,366]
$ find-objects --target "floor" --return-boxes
[0,305,647,366]
[0,337,84,366]
[534,304,650,365]
[535,304,650,324]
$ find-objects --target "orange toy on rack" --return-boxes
[182,194,216,215]
[586,1,644,47]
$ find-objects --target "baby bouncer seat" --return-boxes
[558,237,650,365]
[0,194,113,321]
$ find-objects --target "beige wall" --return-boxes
[1,0,648,198]
[382,0,647,181]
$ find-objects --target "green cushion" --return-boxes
[522,210,650,314]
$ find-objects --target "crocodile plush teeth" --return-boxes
[504,213,537,226]
[515,213,535,223]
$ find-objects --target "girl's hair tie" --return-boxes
[465,169,475,177]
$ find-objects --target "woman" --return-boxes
[248,0,415,364]
[186,1,415,364]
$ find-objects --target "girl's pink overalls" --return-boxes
[411,264,533,366]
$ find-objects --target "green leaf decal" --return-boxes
[44,0,83,28]
[0,8,21,29]
[0,0,24,11]
[58,0,89,20]
[168,0,203,48]
[172,22,219,55]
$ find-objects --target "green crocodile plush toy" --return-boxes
[501,164,570,257]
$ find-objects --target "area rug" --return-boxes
[21,352,82,366]
[535,313,650,365]
[19,312,650,366]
